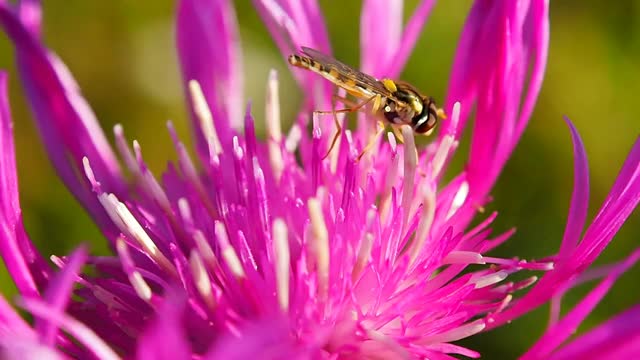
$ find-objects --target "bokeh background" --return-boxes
[0,1,638,357]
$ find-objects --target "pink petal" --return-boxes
[35,246,87,346]
[0,4,125,239]
[520,248,640,359]
[0,71,49,297]
[549,304,640,360]
[384,0,437,78]
[136,292,192,360]
[176,0,244,154]
[558,117,590,257]
[359,0,404,76]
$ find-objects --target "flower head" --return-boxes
[0,0,638,359]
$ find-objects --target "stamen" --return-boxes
[401,125,417,234]
[409,184,436,264]
[82,157,101,193]
[443,251,485,265]
[352,233,373,281]
[266,73,284,182]
[266,70,282,142]
[113,125,140,179]
[380,133,399,223]
[446,181,469,219]
[272,218,290,311]
[416,319,486,344]
[177,198,193,228]
[189,250,216,311]
[285,123,302,153]
[215,222,245,278]
[307,198,329,297]
[101,193,176,277]
[115,238,152,302]
[134,141,172,213]
[470,270,508,289]
[188,80,222,156]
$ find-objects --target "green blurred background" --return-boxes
[0,1,638,358]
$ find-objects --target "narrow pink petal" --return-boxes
[521,248,640,359]
[444,0,549,214]
[253,0,333,105]
[384,0,437,78]
[548,304,640,360]
[576,136,640,266]
[17,0,41,36]
[136,292,192,360]
[558,118,590,257]
[360,0,403,76]
[35,246,87,346]
[487,136,640,329]
[0,4,125,239]
[176,0,244,156]
[0,71,49,297]
[0,293,32,334]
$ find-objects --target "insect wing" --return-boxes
[300,47,393,98]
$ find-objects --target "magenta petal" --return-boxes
[576,136,640,266]
[558,117,590,257]
[205,317,303,359]
[35,246,87,346]
[445,0,549,207]
[136,292,191,360]
[176,0,244,155]
[384,0,437,78]
[0,71,50,297]
[0,5,125,238]
[488,134,640,330]
[253,0,333,106]
[359,0,403,76]
[521,249,640,359]
[548,304,640,360]
[17,0,41,36]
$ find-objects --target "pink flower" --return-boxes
[0,0,638,358]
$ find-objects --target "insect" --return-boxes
[288,46,446,154]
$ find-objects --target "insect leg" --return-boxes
[314,95,377,159]
[356,121,386,161]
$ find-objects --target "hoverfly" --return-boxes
[288,46,446,155]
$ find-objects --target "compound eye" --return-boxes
[413,112,437,134]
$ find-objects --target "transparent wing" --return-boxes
[300,47,394,98]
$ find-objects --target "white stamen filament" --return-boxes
[285,124,302,153]
[102,193,176,277]
[432,135,457,179]
[352,233,373,281]
[190,250,216,311]
[135,141,171,213]
[448,101,461,136]
[266,72,285,182]
[272,218,290,311]
[113,125,141,179]
[308,198,329,297]
[409,184,436,264]
[116,239,152,302]
[446,181,469,220]
[215,222,245,278]
[401,125,417,234]
[193,230,218,272]
[189,80,222,156]
[266,69,282,142]
[471,270,508,289]
[380,132,400,223]
[177,198,193,227]
[442,251,485,265]
[416,319,485,344]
